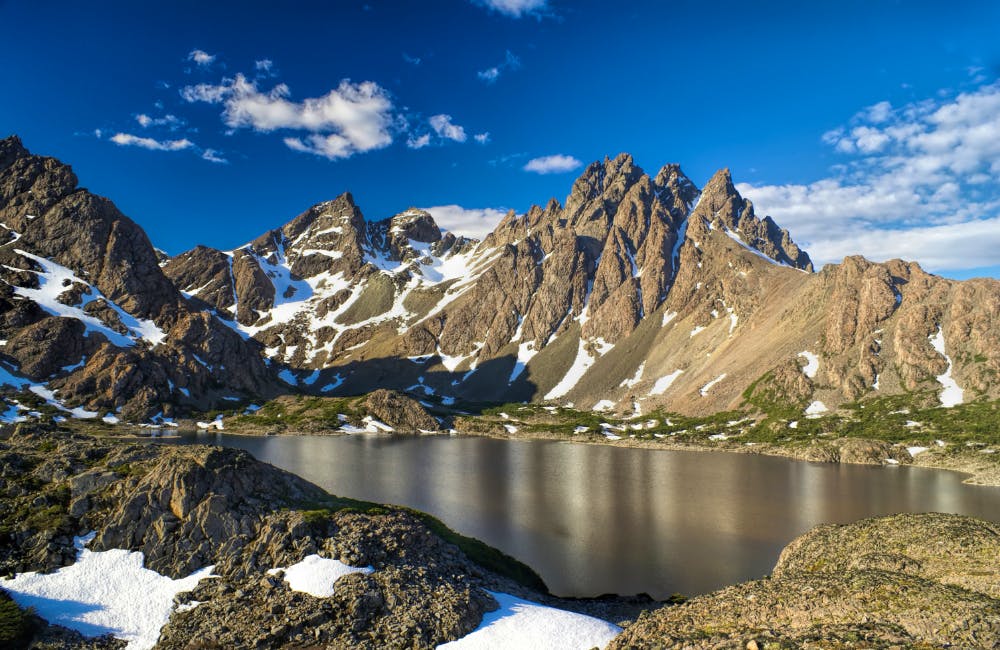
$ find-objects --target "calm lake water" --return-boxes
[158,432,1000,599]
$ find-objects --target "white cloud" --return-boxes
[422,205,508,239]
[109,133,193,151]
[180,83,229,103]
[523,154,582,174]
[737,81,1000,273]
[188,49,216,67]
[478,67,500,83]
[407,133,431,149]
[473,0,548,18]
[255,59,273,72]
[182,74,396,159]
[201,149,228,164]
[477,50,521,83]
[429,114,467,142]
[474,132,491,144]
[135,114,183,129]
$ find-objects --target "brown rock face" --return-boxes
[6,135,999,420]
[0,136,280,420]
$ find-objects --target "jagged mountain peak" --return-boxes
[688,167,813,272]
[0,137,279,420]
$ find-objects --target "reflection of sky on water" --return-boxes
[166,432,1000,599]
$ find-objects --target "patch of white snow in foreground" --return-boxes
[438,590,621,650]
[267,554,373,598]
[649,370,683,396]
[907,446,930,457]
[0,533,215,650]
[798,351,819,379]
[928,327,964,407]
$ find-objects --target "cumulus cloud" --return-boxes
[477,50,521,83]
[181,74,396,159]
[474,132,491,144]
[523,154,582,174]
[737,81,1000,273]
[429,114,467,142]
[421,205,508,239]
[472,0,548,18]
[109,133,193,151]
[188,49,216,67]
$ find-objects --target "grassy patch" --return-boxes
[0,592,33,650]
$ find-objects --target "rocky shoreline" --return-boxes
[197,411,1000,488]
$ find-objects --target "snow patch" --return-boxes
[619,362,645,389]
[699,373,726,397]
[650,370,683,396]
[437,590,621,650]
[592,399,615,412]
[805,400,828,418]
[544,339,597,400]
[267,554,373,598]
[928,327,964,407]
[0,533,215,650]
[798,351,819,379]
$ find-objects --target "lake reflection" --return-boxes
[161,432,1000,598]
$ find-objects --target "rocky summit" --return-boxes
[2,134,1000,422]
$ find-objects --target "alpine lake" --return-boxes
[157,431,1000,599]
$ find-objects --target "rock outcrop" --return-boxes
[610,513,1000,649]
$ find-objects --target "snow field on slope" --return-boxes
[12,250,166,347]
[650,370,683,395]
[928,327,964,407]
[0,533,215,650]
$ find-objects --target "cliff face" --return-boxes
[0,136,279,420]
[3,135,998,420]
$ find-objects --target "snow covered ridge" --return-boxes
[0,533,215,650]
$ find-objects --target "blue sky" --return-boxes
[3,0,999,278]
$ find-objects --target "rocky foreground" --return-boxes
[2,424,999,649]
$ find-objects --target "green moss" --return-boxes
[336,274,396,325]
[402,508,549,593]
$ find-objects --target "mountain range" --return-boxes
[1,135,997,422]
